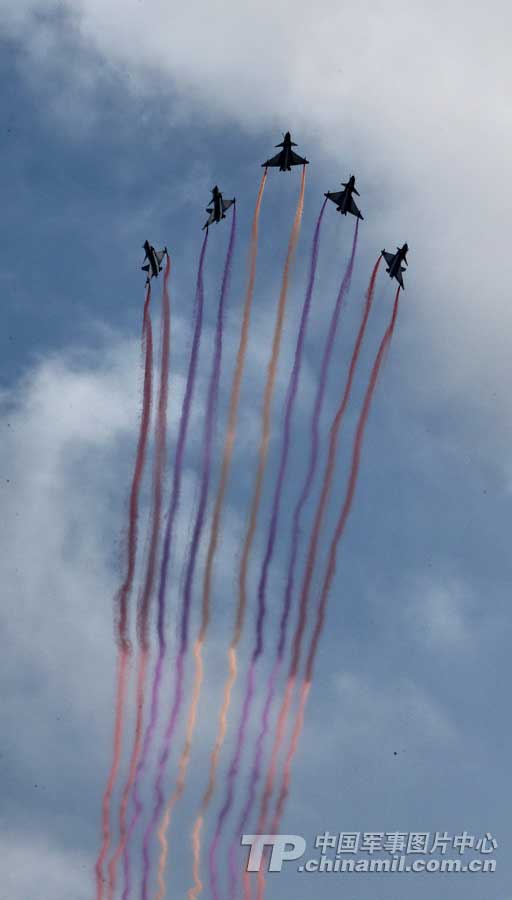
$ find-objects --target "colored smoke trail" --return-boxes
[155,639,202,900]
[107,650,148,900]
[95,283,153,900]
[153,207,237,900]
[95,649,129,900]
[216,198,327,900]
[187,170,267,900]
[234,166,306,649]
[260,227,364,844]
[137,253,171,651]
[115,281,154,651]
[121,234,208,900]
[269,286,401,845]
[107,256,171,899]
[208,166,306,900]
[258,252,379,839]
[239,219,361,900]
[139,231,210,900]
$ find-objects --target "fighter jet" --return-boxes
[141,240,167,283]
[203,185,235,230]
[381,243,409,290]
[324,175,364,220]
[261,132,309,171]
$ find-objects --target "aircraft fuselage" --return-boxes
[143,242,159,278]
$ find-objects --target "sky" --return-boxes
[1,2,511,899]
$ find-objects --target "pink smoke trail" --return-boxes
[95,282,153,900]
[121,233,208,900]
[137,253,171,652]
[106,254,171,899]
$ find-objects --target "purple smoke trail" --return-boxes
[208,200,327,900]
[278,217,359,656]
[121,231,209,900]
[139,208,237,899]
[229,218,360,893]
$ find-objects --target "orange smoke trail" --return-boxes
[181,171,266,898]
[271,680,310,832]
[95,648,129,900]
[106,650,147,900]
[256,288,401,900]
[255,676,294,835]
[191,167,306,899]
[190,815,205,900]
[189,646,237,899]
[253,681,310,900]
[235,164,306,646]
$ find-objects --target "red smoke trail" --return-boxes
[257,258,381,843]
[95,283,153,900]
[115,282,154,652]
[106,255,171,899]
[268,287,401,849]
[95,649,129,900]
[137,253,171,651]
[106,650,147,900]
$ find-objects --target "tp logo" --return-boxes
[242,835,306,872]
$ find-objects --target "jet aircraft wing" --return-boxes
[288,149,309,166]
[382,251,396,267]
[203,209,215,230]
[262,151,283,168]
[348,196,363,219]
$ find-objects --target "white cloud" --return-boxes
[333,671,458,753]
[4,0,512,480]
[0,316,274,820]
[1,834,91,900]
[406,576,474,651]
